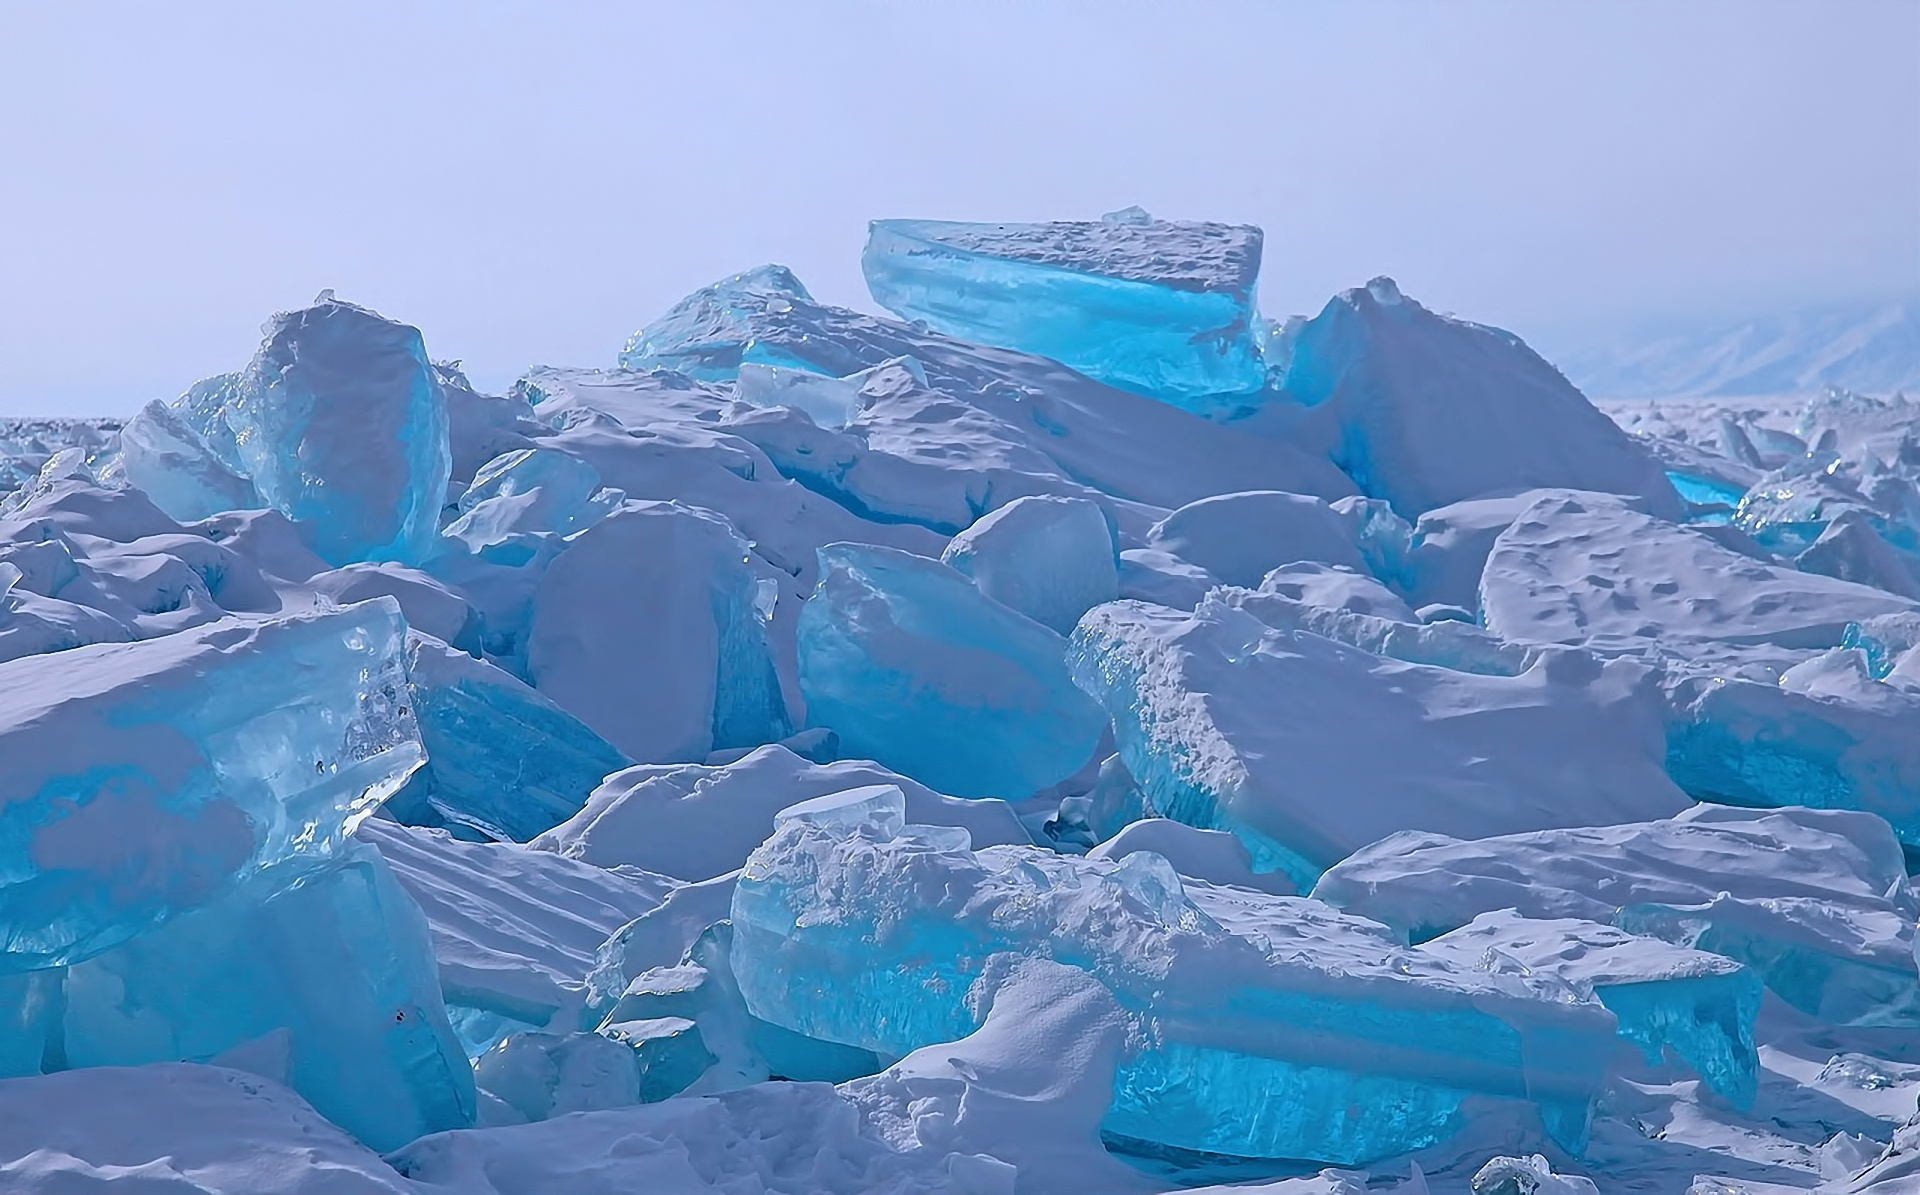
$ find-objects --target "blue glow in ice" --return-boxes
[116,399,260,523]
[940,495,1118,635]
[0,603,423,972]
[861,214,1267,410]
[730,815,1618,1165]
[796,542,1108,800]
[227,298,452,566]
[55,841,476,1151]
[441,448,624,566]
[618,266,816,381]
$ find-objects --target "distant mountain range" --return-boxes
[1551,296,1920,400]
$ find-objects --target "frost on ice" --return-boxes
[7,209,1920,1194]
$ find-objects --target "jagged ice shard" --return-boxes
[227,297,452,566]
[797,542,1108,800]
[0,601,422,971]
[730,794,1622,1166]
[862,211,1268,410]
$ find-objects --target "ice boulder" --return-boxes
[226,297,452,566]
[1313,803,1920,1027]
[1482,491,1917,652]
[440,448,624,566]
[473,1029,642,1125]
[1270,277,1679,518]
[1145,490,1369,588]
[0,602,422,971]
[862,213,1268,409]
[796,542,1108,801]
[398,634,630,842]
[731,804,1622,1165]
[940,495,1118,634]
[1069,596,1687,888]
[47,841,476,1151]
[115,398,259,524]
[534,744,1026,881]
[527,501,788,764]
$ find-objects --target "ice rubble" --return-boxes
[8,212,1920,1194]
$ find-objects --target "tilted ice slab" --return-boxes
[1313,803,1920,1027]
[730,793,1621,1166]
[1069,596,1687,888]
[115,399,259,525]
[1482,491,1917,653]
[533,744,1027,881]
[862,213,1267,408]
[617,266,1357,512]
[1666,647,1920,847]
[526,501,789,764]
[1423,910,1762,1108]
[7,841,475,1152]
[439,447,624,566]
[1225,584,1534,677]
[397,633,630,843]
[224,297,452,566]
[1268,277,1679,518]
[798,542,1107,801]
[0,601,421,971]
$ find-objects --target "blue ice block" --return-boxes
[0,602,423,972]
[730,806,1619,1166]
[441,448,624,567]
[796,542,1108,801]
[57,841,476,1150]
[227,297,452,566]
[862,213,1267,409]
[116,399,260,523]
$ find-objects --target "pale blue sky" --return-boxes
[2,1,1915,414]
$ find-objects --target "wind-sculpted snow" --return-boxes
[12,215,1920,1192]
[1069,595,1687,888]
[1313,804,1920,1028]
[863,213,1268,409]
[0,602,421,970]
[731,799,1621,1166]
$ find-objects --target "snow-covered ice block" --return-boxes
[1146,490,1368,588]
[1482,492,1917,652]
[51,841,475,1151]
[226,297,452,566]
[534,743,1027,881]
[1271,277,1679,518]
[527,501,788,763]
[617,267,1359,513]
[0,602,422,971]
[1665,655,1920,847]
[940,495,1118,634]
[1069,596,1686,888]
[401,634,630,842]
[473,1029,641,1125]
[1224,585,1533,676]
[1313,804,1920,1027]
[306,564,479,651]
[735,356,924,430]
[797,542,1108,800]
[1086,817,1294,896]
[115,399,259,524]
[0,1063,418,1195]
[731,811,1621,1165]
[862,214,1268,409]
[1424,910,1762,1107]
[1257,561,1416,621]
[355,819,675,1033]
[440,448,623,566]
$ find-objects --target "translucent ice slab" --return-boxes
[115,399,260,523]
[0,601,422,971]
[730,800,1619,1166]
[862,214,1267,409]
[226,297,452,566]
[1314,803,1920,1027]
[796,542,1107,801]
[54,842,475,1150]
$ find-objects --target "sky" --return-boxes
[1,1,1915,415]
